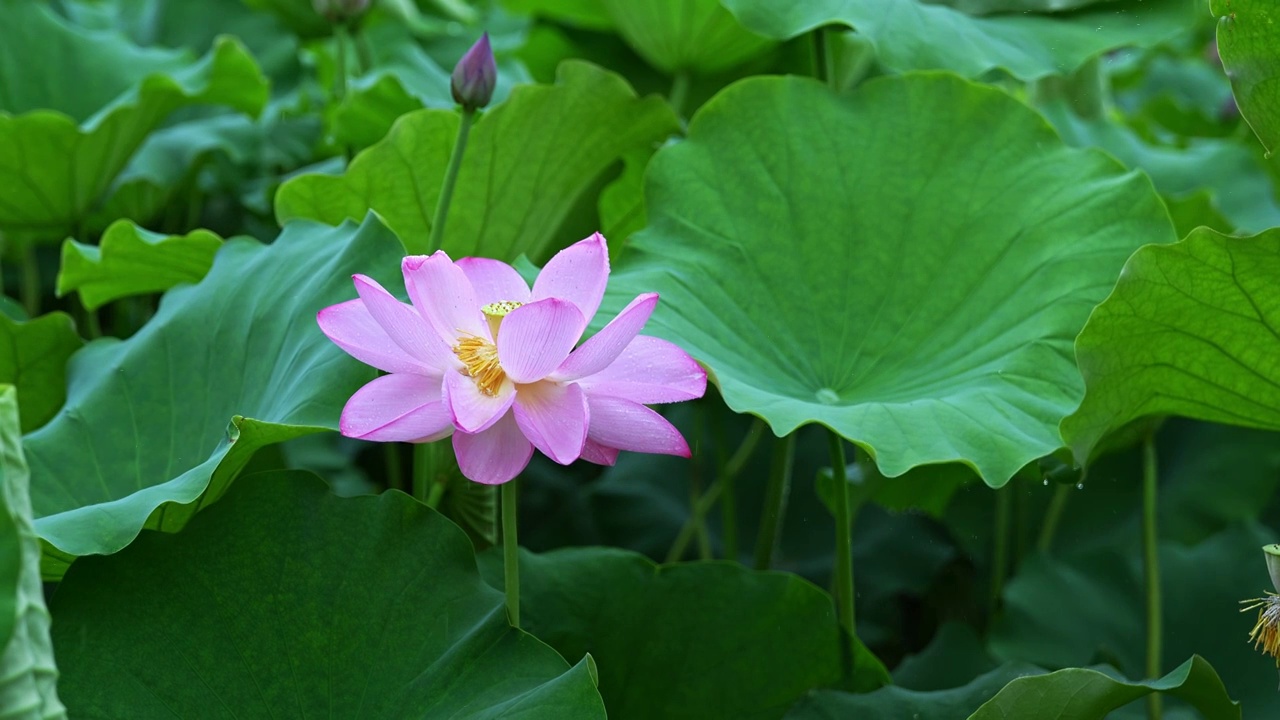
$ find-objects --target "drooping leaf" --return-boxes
[0,387,66,719]
[56,221,221,311]
[276,60,680,259]
[1062,227,1280,464]
[607,73,1173,485]
[784,664,1037,720]
[478,546,871,719]
[969,656,1239,719]
[722,0,1198,81]
[0,314,82,435]
[23,216,402,578]
[601,0,774,74]
[51,470,606,718]
[0,1,268,240]
[1212,0,1280,154]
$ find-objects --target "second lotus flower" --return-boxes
[318,233,707,484]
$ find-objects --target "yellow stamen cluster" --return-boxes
[1242,593,1280,665]
[454,334,505,396]
[452,301,524,397]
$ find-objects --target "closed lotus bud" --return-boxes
[451,33,496,111]
[313,0,369,22]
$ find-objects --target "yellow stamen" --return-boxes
[1241,593,1280,666]
[452,300,523,397]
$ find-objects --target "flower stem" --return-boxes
[1143,433,1163,720]
[426,109,476,254]
[333,23,350,102]
[713,410,738,561]
[413,442,440,505]
[754,433,795,570]
[384,444,405,494]
[425,476,446,509]
[989,483,1012,617]
[668,70,690,118]
[502,478,520,628]
[1036,481,1072,554]
[20,244,39,318]
[664,418,766,563]
[828,431,856,640]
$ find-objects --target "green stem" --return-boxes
[689,404,711,560]
[714,412,737,562]
[384,444,405,494]
[426,109,476,254]
[82,306,102,340]
[668,71,690,118]
[828,432,857,641]
[425,474,446,509]
[334,23,350,102]
[20,244,39,318]
[754,433,795,570]
[412,443,436,504]
[665,418,766,563]
[1036,482,1072,554]
[353,26,373,74]
[502,479,520,628]
[990,483,1012,616]
[1143,434,1163,720]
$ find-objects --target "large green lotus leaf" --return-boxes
[0,314,82,435]
[785,664,1035,719]
[1039,100,1280,233]
[0,2,267,240]
[57,221,221,311]
[1213,0,1280,154]
[1062,228,1280,463]
[51,470,606,718]
[722,0,1198,81]
[608,73,1173,485]
[934,0,1115,13]
[501,0,614,30]
[477,546,862,719]
[277,61,679,259]
[600,0,773,74]
[0,388,66,719]
[22,217,401,578]
[969,657,1238,719]
[598,148,650,261]
[242,0,330,38]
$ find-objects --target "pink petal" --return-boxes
[402,252,489,342]
[586,395,690,457]
[453,411,534,485]
[339,374,453,442]
[317,299,429,375]
[554,293,658,381]
[531,233,609,327]
[351,275,456,372]
[577,335,707,404]
[444,369,515,433]
[497,298,584,383]
[457,257,531,306]
[513,381,588,465]
[580,438,619,466]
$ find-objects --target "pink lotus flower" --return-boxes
[318,233,707,484]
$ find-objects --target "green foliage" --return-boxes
[723,0,1199,81]
[1063,227,1280,463]
[57,221,221,311]
[0,314,82,435]
[51,470,606,718]
[479,546,869,719]
[0,387,66,719]
[610,73,1172,485]
[23,217,402,577]
[277,61,679,259]
[601,0,773,75]
[1212,0,1280,153]
[0,0,267,241]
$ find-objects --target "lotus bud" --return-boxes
[451,33,496,111]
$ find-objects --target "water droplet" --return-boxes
[815,387,839,405]
[1076,482,1084,490]
[1043,478,1049,486]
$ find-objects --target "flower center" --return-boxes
[452,300,523,397]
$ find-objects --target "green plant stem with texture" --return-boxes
[1143,433,1163,720]
[1036,481,1072,553]
[502,478,520,628]
[990,483,1012,616]
[415,442,449,508]
[426,108,477,254]
[334,23,350,103]
[713,411,738,561]
[665,418,766,562]
[669,71,690,118]
[828,432,856,642]
[21,244,39,317]
[754,433,795,570]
